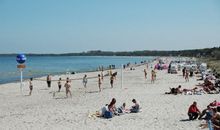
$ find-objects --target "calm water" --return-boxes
[0,56,154,84]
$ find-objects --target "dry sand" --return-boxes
[0,59,218,130]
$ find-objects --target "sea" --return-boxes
[0,56,154,84]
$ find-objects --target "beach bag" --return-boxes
[104,111,112,119]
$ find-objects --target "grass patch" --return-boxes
[200,58,220,74]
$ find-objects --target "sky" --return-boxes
[0,0,220,53]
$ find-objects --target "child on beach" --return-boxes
[98,74,102,92]
[58,78,62,92]
[82,74,88,88]
[29,78,33,96]
[64,80,72,98]
[46,74,52,88]
[117,103,127,113]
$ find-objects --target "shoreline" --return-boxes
[0,55,154,85]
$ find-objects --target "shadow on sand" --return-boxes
[180,119,191,122]
[86,91,99,94]
[54,97,67,100]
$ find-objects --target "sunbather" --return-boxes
[165,85,182,95]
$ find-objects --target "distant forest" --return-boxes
[1,47,220,59]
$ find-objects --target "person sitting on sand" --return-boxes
[165,85,182,95]
[100,98,118,118]
[29,78,33,96]
[64,80,72,98]
[212,108,220,129]
[198,105,214,120]
[58,78,62,92]
[200,108,220,130]
[108,98,119,115]
[117,103,126,113]
[130,99,140,113]
[188,101,201,120]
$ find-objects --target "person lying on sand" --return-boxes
[209,100,220,108]
[182,87,206,95]
[165,85,182,95]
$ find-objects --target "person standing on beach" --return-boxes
[101,71,104,81]
[98,74,102,92]
[110,75,114,88]
[66,77,71,83]
[151,70,155,83]
[64,80,72,98]
[182,67,186,78]
[46,75,52,88]
[57,78,62,92]
[185,70,189,82]
[109,69,112,76]
[82,74,88,88]
[29,78,33,96]
[144,69,147,79]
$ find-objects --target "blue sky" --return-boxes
[0,0,220,53]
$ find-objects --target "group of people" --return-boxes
[98,98,140,118]
[197,78,219,94]
[143,68,157,83]
[187,101,220,129]
[28,75,72,98]
[98,70,117,92]
[28,68,118,96]
[165,85,206,95]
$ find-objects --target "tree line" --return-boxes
[1,47,220,59]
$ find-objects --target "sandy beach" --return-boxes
[0,59,218,130]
